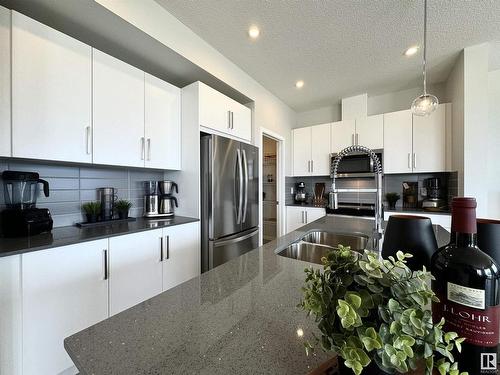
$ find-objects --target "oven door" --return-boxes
[330,151,383,177]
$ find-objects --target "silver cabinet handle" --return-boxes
[140,137,145,160]
[147,138,151,161]
[103,249,108,280]
[307,160,311,173]
[305,210,308,223]
[301,211,304,224]
[85,126,91,155]
[231,111,234,129]
[228,111,231,129]
[413,153,417,169]
[355,133,359,145]
[311,160,314,173]
[160,236,164,262]
[407,153,411,169]
[166,235,170,260]
[351,134,354,146]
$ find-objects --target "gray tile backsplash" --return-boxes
[0,160,164,228]
[286,172,458,208]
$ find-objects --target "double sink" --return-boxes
[278,231,369,265]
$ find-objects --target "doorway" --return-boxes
[262,135,279,243]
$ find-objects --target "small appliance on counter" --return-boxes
[1,170,53,237]
[294,182,307,203]
[97,187,118,221]
[422,177,447,211]
[143,180,179,218]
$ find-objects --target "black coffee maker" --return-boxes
[1,171,53,237]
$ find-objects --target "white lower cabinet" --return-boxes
[162,221,200,291]
[109,229,164,316]
[286,206,326,233]
[22,240,109,375]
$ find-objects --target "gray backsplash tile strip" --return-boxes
[0,159,166,228]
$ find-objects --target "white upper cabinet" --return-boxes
[162,221,200,291]
[0,6,10,157]
[292,127,312,176]
[145,73,181,170]
[11,12,92,163]
[197,82,252,142]
[331,120,355,153]
[108,229,163,316]
[412,104,447,173]
[93,49,145,167]
[355,114,384,149]
[383,109,413,174]
[311,123,331,175]
[22,240,108,375]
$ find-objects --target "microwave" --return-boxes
[330,150,383,178]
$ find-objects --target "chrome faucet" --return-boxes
[329,145,384,252]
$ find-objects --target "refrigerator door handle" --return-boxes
[242,149,249,223]
[214,229,258,247]
[235,148,244,224]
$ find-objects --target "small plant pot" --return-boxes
[118,210,129,220]
[388,201,397,210]
[86,214,98,223]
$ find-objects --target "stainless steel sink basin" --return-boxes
[300,231,368,252]
[277,231,369,265]
[278,242,333,264]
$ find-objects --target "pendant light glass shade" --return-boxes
[411,93,439,116]
[412,0,438,116]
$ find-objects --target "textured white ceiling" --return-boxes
[156,0,500,112]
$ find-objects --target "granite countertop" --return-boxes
[385,207,451,216]
[64,215,450,375]
[0,216,199,258]
[286,202,327,208]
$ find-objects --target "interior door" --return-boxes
[211,135,241,239]
[240,142,259,231]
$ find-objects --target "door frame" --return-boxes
[259,128,286,245]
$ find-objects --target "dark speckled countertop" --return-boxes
[64,215,449,375]
[0,216,199,258]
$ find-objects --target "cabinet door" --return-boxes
[11,12,92,163]
[109,229,163,316]
[198,82,232,134]
[383,110,413,174]
[331,120,355,153]
[22,240,108,375]
[0,6,10,157]
[306,207,326,223]
[311,123,331,176]
[162,222,200,291]
[231,102,252,141]
[145,73,181,170]
[286,206,306,233]
[412,104,446,173]
[355,114,384,149]
[292,127,312,176]
[93,49,145,167]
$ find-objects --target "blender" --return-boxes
[1,171,53,237]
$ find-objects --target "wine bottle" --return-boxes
[432,197,500,375]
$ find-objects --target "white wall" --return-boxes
[444,52,465,196]
[96,0,296,176]
[487,69,500,218]
[294,83,446,128]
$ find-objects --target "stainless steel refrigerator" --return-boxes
[201,134,259,273]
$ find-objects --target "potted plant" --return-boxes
[82,201,101,223]
[300,246,467,375]
[385,192,401,210]
[114,199,132,219]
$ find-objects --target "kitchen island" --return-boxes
[64,215,450,375]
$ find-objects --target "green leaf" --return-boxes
[444,332,458,343]
[438,361,450,375]
[345,292,362,309]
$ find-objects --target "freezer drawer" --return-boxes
[208,228,259,271]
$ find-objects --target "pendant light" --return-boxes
[411,0,439,116]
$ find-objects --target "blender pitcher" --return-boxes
[2,171,50,210]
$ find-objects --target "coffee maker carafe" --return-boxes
[158,180,178,216]
[1,171,53,237]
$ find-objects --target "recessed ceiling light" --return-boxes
[295,80,304,89]
[248,25,260,39]
[404,46,419,57]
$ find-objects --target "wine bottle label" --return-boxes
[448,282,485,309]
[433,284,500,347]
